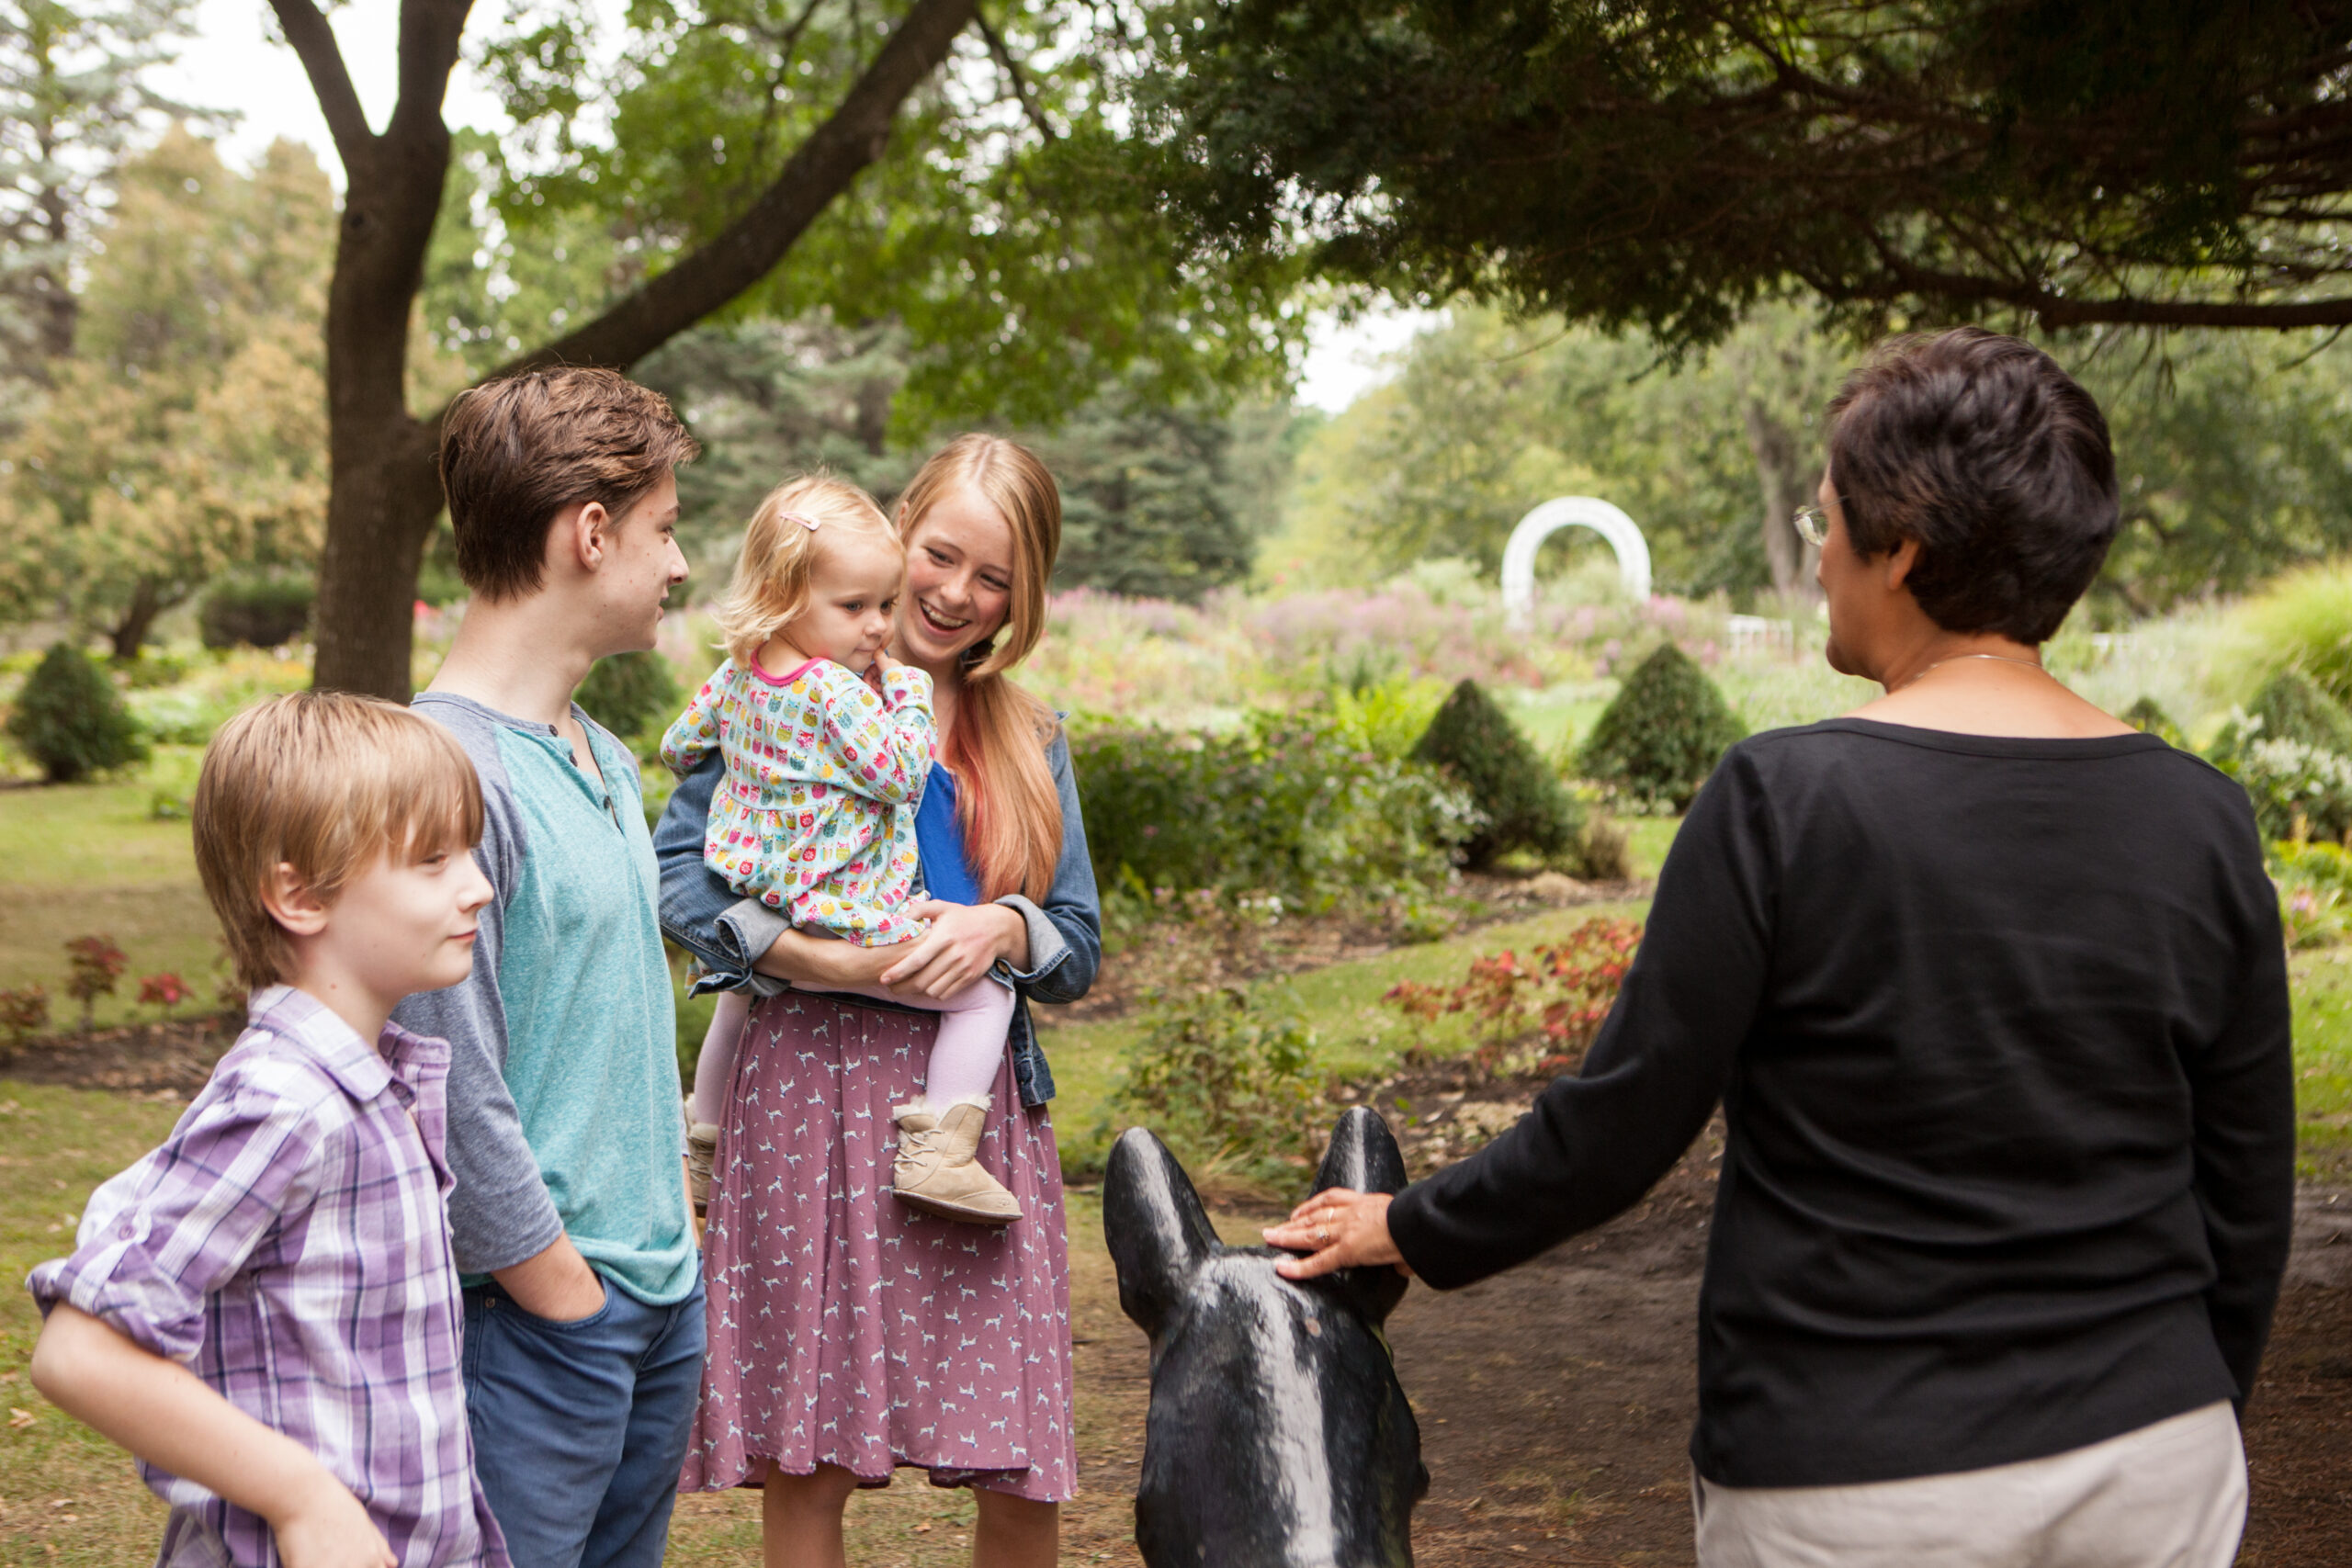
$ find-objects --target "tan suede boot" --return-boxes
[686,1121,721,1216]
[891,1095,1022,1224]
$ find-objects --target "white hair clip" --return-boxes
[781,512,821,532]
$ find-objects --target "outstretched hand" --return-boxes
[1262,1188,1409,1282]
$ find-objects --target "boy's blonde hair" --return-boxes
[195,693,484,991]
[711,474,899,665]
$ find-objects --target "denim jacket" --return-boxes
[653,728,1102,1107]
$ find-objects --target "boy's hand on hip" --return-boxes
[271,1474,396,1568]
[492,1236,607,1322]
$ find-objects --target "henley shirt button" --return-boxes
[116,1224,133,1239]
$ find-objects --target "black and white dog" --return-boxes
[1104,1108,1427,1568]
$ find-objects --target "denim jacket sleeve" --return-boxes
[992,728,1101,1004]
[654,750,793,998]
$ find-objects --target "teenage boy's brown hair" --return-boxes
[196,693,485,990]
[439,367,701,601]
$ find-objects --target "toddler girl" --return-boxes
[664,476,1020,1225]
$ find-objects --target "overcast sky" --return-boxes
[153,0,1431,412]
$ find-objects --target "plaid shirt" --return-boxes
[28,987,508,1568]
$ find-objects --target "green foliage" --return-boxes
[1577,644,1746,813]
[1106,985,1325,1190]
[2122,695,2186,747]
[1070,707,1475,917]
[1139,0,2352,349]
[198,574,313,649]
[6,642,144,783]
[2218,564,2352,710]
[2234,739,2352,843]
[1412,678,1582,871]
[576,650,686,752]
[2253,671,2352,757]
[2274,840,2352,948]
[0,130,333,654]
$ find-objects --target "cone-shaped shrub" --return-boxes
[1577,643,1745,813]
[2121,695,2185,748]
[6,643,146,784]
[1412,678,1583,870]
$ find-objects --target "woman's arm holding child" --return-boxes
[32,1305,394,1568]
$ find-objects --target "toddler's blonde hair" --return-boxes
[711,474,899,665]
[196,692,484,992]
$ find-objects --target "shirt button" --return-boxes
[117,1224,133,1240]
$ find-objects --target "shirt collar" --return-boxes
[245,985,450,1102]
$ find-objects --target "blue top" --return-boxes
[654,730,1102,1108]
[912,763,983,906]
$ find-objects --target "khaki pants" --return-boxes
[1693,1402,2245,1568]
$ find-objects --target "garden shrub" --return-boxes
[1412,678,1584,870]
[6,644,146,783]
[64,932,127,1031]
[2236,739,2352,841]
[1104,984,1326,1191]
[2272,840,2352,947]
[577,649,685,750]
[1071,707,1476,918]
[198,575,314,649]
[2249,670,2352,757]
[1577,643,1746,812]
[0,987,49,1048]
[2122,695,2186,747]
[1385,915,1643,1077]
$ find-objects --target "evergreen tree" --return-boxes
[1577,645,1746,813]
[1412,678,1583,870]
[1042,393,1257,603]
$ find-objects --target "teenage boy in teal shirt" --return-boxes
[394,368,701,1568]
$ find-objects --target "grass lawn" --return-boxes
[0,755,223,1032]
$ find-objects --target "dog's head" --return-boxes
[1105,1109,1426,1568]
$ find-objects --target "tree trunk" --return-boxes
[107,578,163,660]
[1743,399,1821,604]
[286,0,977,697]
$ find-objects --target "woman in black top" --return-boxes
[1269,329,2294,1566]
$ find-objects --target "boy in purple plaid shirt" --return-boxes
[27,693,510,1568]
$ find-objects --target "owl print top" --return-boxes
[661,654,935,947]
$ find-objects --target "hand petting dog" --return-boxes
[1265,1189,1410,1280]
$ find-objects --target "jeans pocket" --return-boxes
[501,1277,616,1334]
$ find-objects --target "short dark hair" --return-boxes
[438,367,701,601]
[1826,328,2117,644]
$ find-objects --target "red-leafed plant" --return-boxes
[64,934,129,1032]
[138,973,189,1018]
[0,987,49,1049]
[1384,915,1644,1076]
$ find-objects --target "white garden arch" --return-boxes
[1500,497,1652,629]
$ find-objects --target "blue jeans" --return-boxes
[461,1273,707,1568]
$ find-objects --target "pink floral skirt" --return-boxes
[679,990,1077,1502]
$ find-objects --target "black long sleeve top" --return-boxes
[1386,718,2296,1488]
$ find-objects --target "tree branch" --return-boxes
[1853,252,2352,330]
[267,0,374,174]
[491,0,979,380]
[975,3,1056,142]
[389,0,477,147]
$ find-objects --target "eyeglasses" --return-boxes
[1792,503,1834,548]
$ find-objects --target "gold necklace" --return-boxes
[1898,652,2050,691]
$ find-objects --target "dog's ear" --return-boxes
[1103,1127,1220,1338]
[1312,1108,1411,1326]
[1315,1106,1408,1198]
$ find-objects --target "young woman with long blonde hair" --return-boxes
[658,434,1099,1568]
